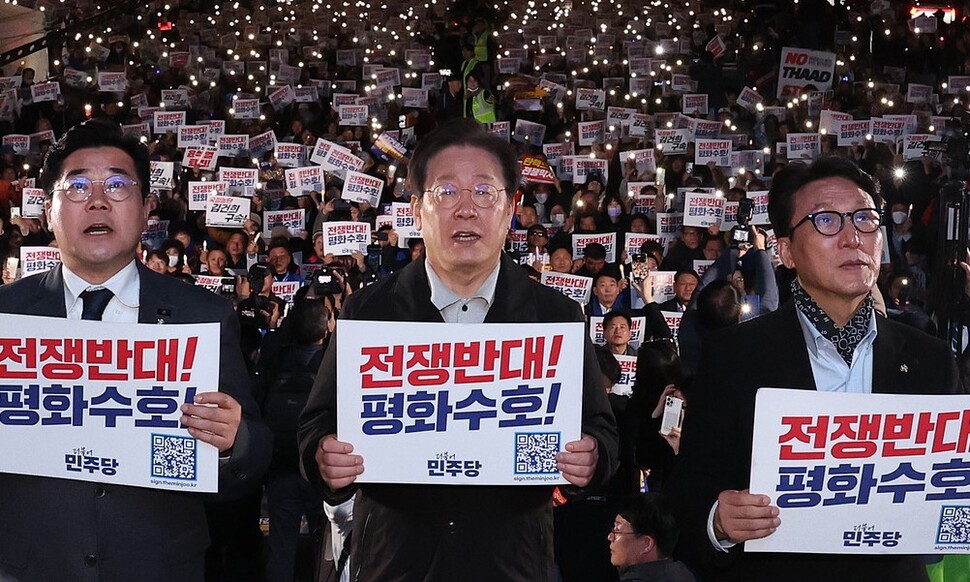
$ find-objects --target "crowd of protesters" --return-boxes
[3,0,970,580]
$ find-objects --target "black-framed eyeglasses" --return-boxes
[54,175,140,203]
[608,529,638,538]
[791,208,881,237]
[424,183,505,209]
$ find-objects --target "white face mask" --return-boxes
[167,255,179,267]
[551,213,565,225]
[535,192,549,204]
[892,211,909,225]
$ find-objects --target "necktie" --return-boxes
[80,288,114,321]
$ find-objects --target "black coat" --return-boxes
[0,263,272,582]
[667,302,961,582]
[298,255,619,581]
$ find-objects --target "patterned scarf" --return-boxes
[791,280,873,365]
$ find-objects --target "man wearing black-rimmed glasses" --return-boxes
[0,119,271,582]
[299,118,618,581]
[668,156,961,582]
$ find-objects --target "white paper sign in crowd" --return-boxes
[336,321,585,485]
[322,221,371,256]
[0,314,221,492]
[19,246,62,277]
[539,272,593,305]
[748,389,970,554]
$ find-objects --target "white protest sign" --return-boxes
[777,47,836,98]
[153,111,186,134]
[695,139,732,167]
[311,139,363,179]
[0,314,220,492]
[902,134,941,161]
[392,202,421,240]
[263,209,305,238]
[30,82,60,103]
[339,105,369,126]
[907,83,933,105]
[871,119,906,145]
[336,321,584,484]
[140,219,169,251]
[149,161,175,189]
[578,120,606,146]
[21,188,46,218]
[748,190,771,225]
[625,233,663,261]
[187,181,228,211]
[268,84,296,110]
[682,94,708,116]
[218,168,259,196]
[248,130,277,158]
[539,272,593,305]
[401,87,428,109]
[819,110,854,134]
[749,389,970,555]
[576,88,606,111]
[572,232,617,263]
[217,134,249,157]
[19,247,61,277]
[2,134,29,155]
[683,192,726,228]
[837,120,872,147]
[786,133,821,160]
[660,310,683,339]
[284,166,324,196]
[572,157,609,185]
[177,125,210,148]
[656,213,684,240]
[205,195,251,228]
[232,98,261,119]
[613,355,637,397]
[342,170,384,207]
[737,87,764,112]
[322,221,371,256]
[98,71,128,93]
[655,129,690,155]
[274,143,304,168]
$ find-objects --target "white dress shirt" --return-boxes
[63,261,141,323]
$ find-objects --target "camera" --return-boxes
[312,267,345,296]
[730,198,754,248]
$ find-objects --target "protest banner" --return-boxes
[263,209,306,238]
[578,120,605,146]
[2,134,29,155]
[19,247,61,278]
[284,166,324,196]
[837,120,872,147]
[907,83,933,104]
[683,192,726,228]
[392,202,421,241]
[572,157,609,185]
[322,221,371,256]
[520,155,556,185]
[248,130,277,158]
[576,88,606,111]
[218,167,259,197]
[140,219,170,251]
[694,139,732,167]
[342,170,384,207]
[539,272,593,305]
[737,86,764,112]
[217,134,249,157]
[513,119,547,145]
[232,98,261,119]
[177,125,209,148]
[153,111,186,134]
[274,143,304,168]
[268,84,296,110]
[613,355,637,397]
[786,133,821,160]
[194,275,235,294]
[485,121,510,142]
[339,105,369,126]
[660,310,683,339]
[271,281,302,304]
[311,139,363,179]
[149,161,175,190]
[622,149,657,176]
[336,320,585,484]
[30,81,60,103]
[21,188,45,218]
[183,146,218,171]
[572,232,617,263]
[624,233,663,262]
[0,314,221,491]
[748,389,970,554]
[656,213,684,240]
[198,120,225,142]
[902,134,941,161]
[187,181,228,211]
[777,47,836,98]
[205,195,251,228]
[655,129,690,155]
[98,71,127,93]
[401,87,428,109]
[588,316,647,348]
[682,94,709,116]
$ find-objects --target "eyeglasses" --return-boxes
[791,208,881,237]
[55,175,140,203]
[529,231,548,238]
[424,183,505,209]
[608,529,638,538]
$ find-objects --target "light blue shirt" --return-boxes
[425,260,500,324]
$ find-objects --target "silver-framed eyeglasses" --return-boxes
[791,208,881,237]
[424,183,505,209]
[54,175,140,203]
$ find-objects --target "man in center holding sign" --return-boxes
[299,119,618,580]
[668,156,962,581]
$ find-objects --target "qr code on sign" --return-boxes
[151,434,197,481]
[514,432,560,475]
[937,506,970,545]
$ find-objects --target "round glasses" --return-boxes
[424,183,505,209]
[608,529,638,538]
[55,175,140,203]
[791,208,881,237]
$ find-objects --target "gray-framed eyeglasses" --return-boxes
[424,183,505,209]
[791,208,881,237]
[54,175,140,203]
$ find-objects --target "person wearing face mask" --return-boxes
[529,185,555,223]
[600,194,630,236]
[886,200,914,272]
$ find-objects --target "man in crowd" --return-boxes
[298,119,618,580]
[587,270,629,317]
[603,310,636,357]
[0,119,271,581]
[668,157,962,581]
[660,270,699,313]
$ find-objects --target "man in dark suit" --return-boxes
[298,119,618,581]
[0,119,271,582]
[667,157,962,582]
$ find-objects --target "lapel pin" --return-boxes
[899,364,908,373]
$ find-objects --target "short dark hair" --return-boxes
[408,118,519,196]
[584,243,607,261]
[616,493,680,558]
[40,118,151,199]
[768,156,882,239]
[603,309,632,329]
[696,279,741,330]
[594,270,620,285]
[674,269,699,284]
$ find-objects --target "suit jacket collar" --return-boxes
[135,262,179,324]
